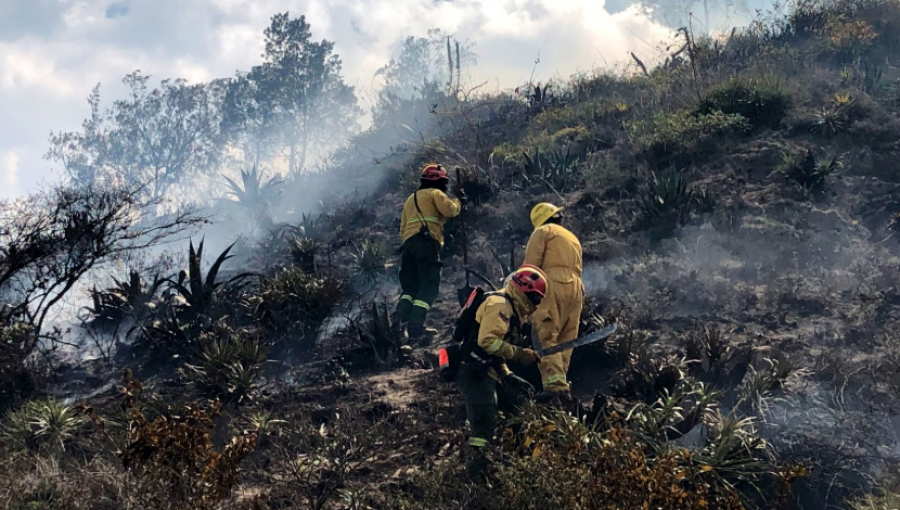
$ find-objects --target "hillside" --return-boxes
[5,0,900,508]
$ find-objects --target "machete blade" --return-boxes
[540,323,618,357]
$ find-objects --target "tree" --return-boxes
[221,13,362,175]
[47,72,225,203]
[0,183,202,406]
[0,185,203,335]
[372,30,477,126]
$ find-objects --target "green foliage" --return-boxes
[637,167,695,238]
[1,399,86,453]
[780,149,844,192]
[697,78,793,129]
[685,325,740,384]
[633,110,750,166]
[350,240,390,286]
[812,103,851,137]
[249,268,347,344]
[738,349,805,413]
[185,332,268,403]
[521,146,581,192]
[696,411,770,491]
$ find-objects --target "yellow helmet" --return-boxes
[530,203,563,229]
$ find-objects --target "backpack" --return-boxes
[438,287,518,382]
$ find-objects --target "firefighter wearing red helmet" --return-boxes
[395,164,461,340]
[455,265,548,479]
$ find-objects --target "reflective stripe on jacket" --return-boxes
[399,188,461,246]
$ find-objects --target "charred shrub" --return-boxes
[697,78,792,129]
[353,302,409,368]
[80,270,164,330]
[0,322,39,409]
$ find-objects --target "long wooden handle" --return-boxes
[456,167,470,286]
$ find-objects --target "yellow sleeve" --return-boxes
[433,190,461,219]
[477,300,518,360]
[524,227,548,268]
[399,199,408,240]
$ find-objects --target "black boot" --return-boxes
[535,390,572,405]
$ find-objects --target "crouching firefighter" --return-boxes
[396,164,461,340]
[438,265,548,478]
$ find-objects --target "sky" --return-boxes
[0,0,679,199]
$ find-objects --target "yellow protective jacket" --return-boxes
[523,223,583,283]
[399,188,461,246]
[474,287,536,379]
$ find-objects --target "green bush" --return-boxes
[697,78,793,129]
[184,331,268,403]
[633,110,750,167]
[1,399,86,453]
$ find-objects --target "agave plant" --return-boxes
[685,325,739,385]
[781,149,844,192]
[166,240,255,320]
[1,399,86,452]
[616,344,689,403]
[521,146,579,192]
[695,410,770,490]
[222,166,285,214]
[355,302,408,365]
[636,167,695,230]
[738,348,805,413]
[185,332,268,403]
[80,270,164,328]
[812,104,850,137]
[350,240,390,286]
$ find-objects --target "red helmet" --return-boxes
[509,265,548,298]
[421,164,449,181]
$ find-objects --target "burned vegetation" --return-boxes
[6,1,900,508]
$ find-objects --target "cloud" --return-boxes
[0,0,676,198]
[105,3,130,20]
[1,151,20,199]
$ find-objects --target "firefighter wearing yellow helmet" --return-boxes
[524,202,584,402]
[395,164,461,340]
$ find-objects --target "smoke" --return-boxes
[0,0,682,199]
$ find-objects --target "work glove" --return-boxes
[504,373,535,396]
[513,346,541,367]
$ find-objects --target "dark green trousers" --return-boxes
[456,363,529,448]
[396,234,442,328]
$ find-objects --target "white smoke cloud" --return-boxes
[1,151,20,198]
[0,0,676,197]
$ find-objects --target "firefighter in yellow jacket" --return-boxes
[524,203,584,402]
[456,265,546,477]
[396,164,461,340]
